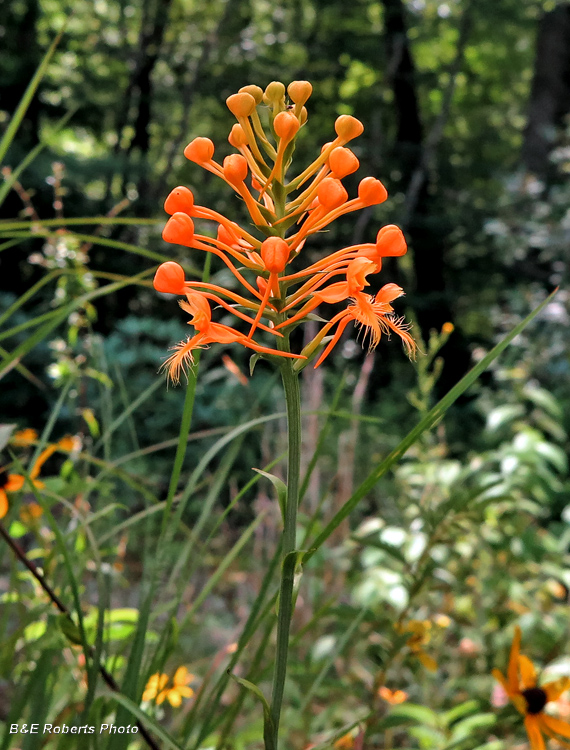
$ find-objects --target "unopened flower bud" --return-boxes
[317,178,348,209]
[239,84,264,103]
[329,147,359,178]
[217,223,240,246]
[223,154,249,184]
[335,115,364,142]
[226,92,256,118]
[299,106,308,125]
[263,81,286,104]
[162,212,195,246]
[376,225,407,256]
[358,177,388,206]
[256,276,268,294]
[153,261,187,295]
[261,236,290,273]
[321,141,333,154]
[273,111,300,141]
[442,322,454,335]
[287,80,312,105]
[229,123,248,148]
[184,137,215,164]
[164,186,195,215]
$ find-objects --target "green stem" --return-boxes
[269,342,302,748]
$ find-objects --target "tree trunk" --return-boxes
[521,4,570,175]
[381,0,473,398]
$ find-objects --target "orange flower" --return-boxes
[312,286,416,369]
[378,686,408,705]
[396,620,438,672]
[492,626,570,750]
[11,428,38,447]
[333,731,355,749]
[142,667,194,707]
[157,80,414,376]
[0,436,77,519]
[163,291,303,383]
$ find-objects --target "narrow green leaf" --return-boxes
[0,27,65,165]
[254,468,287,521]
[228,673,276,750]
[103,691,184,750]
[305,290,558,561]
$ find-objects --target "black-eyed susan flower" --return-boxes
[0,435,77,519]
[142,666,194,707]
[492,626,570,749]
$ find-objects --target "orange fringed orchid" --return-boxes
[154,80,416,381]
[161,291,303,384]
[492,626,570,750]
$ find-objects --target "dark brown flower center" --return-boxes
[522,687,547,715]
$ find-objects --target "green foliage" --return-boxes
[2,1,570,749]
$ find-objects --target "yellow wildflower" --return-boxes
[142,667,194,707]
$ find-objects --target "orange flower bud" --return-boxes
[321,141,333,154]
[251,175,263,191]
[162,212,195,246]
[184,137,215,164]
[329,147,359,178]
[263,81,286,103]
[217,223,239,246]
[287,80,312,105]
[226,92,256,118]
[223,154,248,184]
[256,276,268,295]
[239,84,263,104]
[164,186,195,215]
[153,261,187,295]
[229,123,248,148]
[273,111,300,141]
[358,177,388,206]
[376,225,407,256]
[334,115,364,141]
[261,237,290,273]
[317,178,348,209]
[299,106,308,125]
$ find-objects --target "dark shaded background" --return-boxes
[1,0,569,457]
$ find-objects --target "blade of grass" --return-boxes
[108,256,210,749]
[188,542,282,748]
[305,289,558,561]
[181,510,267,624]
[93,379,163,455]
[0,270,67,328]
[0,270,153,373]
[0,108,76,207]
[103,692,183,750]
[0,26,65,165]
[300,606,368,711]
